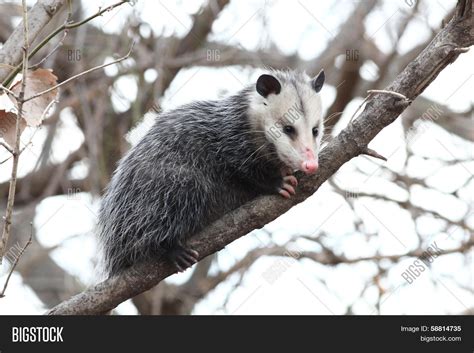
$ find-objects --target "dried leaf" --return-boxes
[0,69,58,147]
[0,93,25,147]
[0,111,26,147]
[11,68,59,127]
[0,92,17,113]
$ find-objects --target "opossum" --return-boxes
[97,69,325,276]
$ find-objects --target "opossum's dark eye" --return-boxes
[283,125,295,135]
[312,127,319,136]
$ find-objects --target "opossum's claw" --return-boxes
[278,189,291,198]
[168,246,199,272]
[278,181,296,199]
[173,261,186,272]
[283,175,298,187]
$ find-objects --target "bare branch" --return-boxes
[367,89,410,102]
[0,142,13,154]
[0,223,33,298]
[2,0,132,87]
[0,84,17,98]
[23,42,134,103]
[265,240,473,266]
[0,0,66,83]
[0,0,30,265]
[348,95,370,124]
[29,28,69,70]
[359,147,387,161]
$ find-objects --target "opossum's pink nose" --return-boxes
[301,148,318,175]
[301,160,318,174]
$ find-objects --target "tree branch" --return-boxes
[23,42,134,102]
[47,0,473,315]
[2,0,132,87]
[0,0,30,265]
[0,223,33,298]
[0,0,66,83]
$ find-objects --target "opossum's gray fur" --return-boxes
[97,69,324,277]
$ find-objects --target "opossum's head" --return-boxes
[248,70,325,175]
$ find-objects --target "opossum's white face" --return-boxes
[248,70,325,175]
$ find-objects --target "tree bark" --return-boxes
[0,0,66,82]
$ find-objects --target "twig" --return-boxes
[29,29,69,70]
[23,42,134,103]
[360,147,387,161]
[0,84,17,98]
[0,223,33,298]
[438,43,470,53]
[2,0,132,87]
[367,89,410,101]
[453,47,470,53]
[0,142,13,154]
[18,99,58,156]
[0,0,29,264]
[323,111,343,125]
[349,90,411,125]
[348,94,371,124]
[30,4,73,70]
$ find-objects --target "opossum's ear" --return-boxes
[256,74,281,97]
[311,70,325,93]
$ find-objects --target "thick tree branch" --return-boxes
[47,0,473,315]
[0,0,66,82]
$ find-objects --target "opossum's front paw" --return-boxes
[277,175,298,199]
[168,246,199,272]
[280,166,294,177]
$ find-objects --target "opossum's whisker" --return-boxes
[271,138,301,161]
[251,151,280,164]
[228,130,267,140]
[323,111,343,124]
[237,142,269,171]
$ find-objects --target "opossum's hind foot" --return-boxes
[168,245,199,272]
[278,175,298,199]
